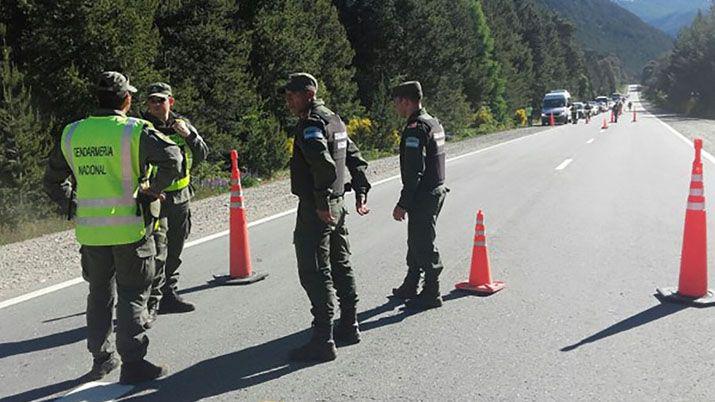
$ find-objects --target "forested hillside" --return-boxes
[642,6,715,118]
[536,0,673,77]
[614,0,712,37]
[0,0,630,239]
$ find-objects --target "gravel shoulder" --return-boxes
[640,100,715,152]
[0,126,549,302]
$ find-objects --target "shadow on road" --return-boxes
[120,329,316,401]
[118,290,472,400]
[560,303,687,352]
[42,311,85,323]
[359,290,471,332]
[1,376,87,402]
[0,326,85,359]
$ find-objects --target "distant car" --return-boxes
[572,102,585,119]
[594,96,609,112]
[586,101,600,115]
[541,92,571,125]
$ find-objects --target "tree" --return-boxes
[20,0,161,121]
[0,33,53,225]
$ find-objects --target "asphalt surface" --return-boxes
[2,91,715,401]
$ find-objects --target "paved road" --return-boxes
[2,91,715,401]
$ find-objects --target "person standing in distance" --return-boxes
[141,82,208,328]
[391,81,449,310]
[282,73,371,362]
[43,72,182,384]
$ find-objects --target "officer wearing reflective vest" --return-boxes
[391,81,449,310]
[43,71,182,384]
[281,73,371,362]
[140,82,208,327]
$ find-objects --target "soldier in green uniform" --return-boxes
[141,83,208,328]
[281,73,371,362]
[43,72,182,384]
[391,81,448,310]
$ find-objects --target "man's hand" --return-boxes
[316,209,336,225]
[137,189,166,203]
[172,120,191,138]
[392,205,406,221]
[356,194,370,216]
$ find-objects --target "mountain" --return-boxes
[536,0,673,77]
[613,0,713,37]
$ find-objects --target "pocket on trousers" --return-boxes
[185,208,192,240]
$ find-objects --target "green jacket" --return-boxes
[290,99,370,210]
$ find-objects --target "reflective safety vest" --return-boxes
[61,116,147,246]
[164,120,192,192]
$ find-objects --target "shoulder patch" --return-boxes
[405,136,420,149]
[303,126,325,140]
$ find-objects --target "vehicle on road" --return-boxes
[594,96,609,112]
[572,102,586,119]
[541,91,571,125]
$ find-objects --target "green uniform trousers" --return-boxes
[405,186,448,284]
[149,200,191,307]
[80,237,156,363]
[294,196,357,330]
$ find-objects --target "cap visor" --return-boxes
[127,84,138,93]
[147,92,169,99]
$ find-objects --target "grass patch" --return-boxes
[0,216,74,246]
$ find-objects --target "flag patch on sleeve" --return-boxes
[303,127,324,140]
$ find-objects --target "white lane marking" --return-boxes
[59,381,133,402]
[0,278,85,310]
[587,139,595,144]
[653,115,715,165]
[0,127,560,310]
[555,159,573,171]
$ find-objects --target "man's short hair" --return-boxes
[391,81,423,101]
[96,91,128,110]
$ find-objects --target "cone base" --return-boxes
[211,272,268,286]
[455,280,505,295]
[655,287,715,307]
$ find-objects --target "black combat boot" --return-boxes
[119,359,168,385]
[391,272,420,300]
[85,352,120,380]
[406,275,443,310]
[289,326,337,362]
[334,308,360,345]
[158,293,195,314]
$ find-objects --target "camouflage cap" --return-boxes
[147,82,172,99]
[278,73,319,94]
[391,81,423,100]
[97,71,137,95]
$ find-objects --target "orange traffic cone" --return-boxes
[212,150,268,285]
[455,211,505,295]
[632,109,637,122]
[657,139,715,306]
[601,117,608,130]
[549,113,555,127]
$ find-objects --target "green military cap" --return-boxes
[391,81,423,100]
[96,71,137,95]
[278,72,319,94]
[147,82,173,99]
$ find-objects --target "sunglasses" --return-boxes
[148,97,168,104]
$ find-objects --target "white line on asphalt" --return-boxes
[587,139,594,144]
[58,381,133,402]
[653,115,715,165]
[0,127,560,310]
[555,159,573,171]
